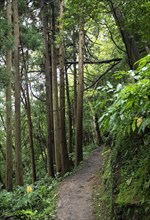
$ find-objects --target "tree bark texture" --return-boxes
[6,0,13,191]
[94,114,103,145]
[51,2,61,173]
[42,0,54,177]
[59,0,70,174]
[73,32,77,124]
[13,0,23,186]
[75,20,84,166]
[65,67,73,155]
[21,47,37,183]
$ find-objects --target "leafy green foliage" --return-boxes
[98,55,150,219]
[21,25,44,50]
[99,55,150,137]
[83,143,98,158]
[0,15,14,51]
[123,0,150,44]
[0,67,10,89]
[18,0,28,14]
[0,177,59,220]
[65,0,103,26]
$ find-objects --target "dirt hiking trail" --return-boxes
[56,147,103,220]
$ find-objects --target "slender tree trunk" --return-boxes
[0,144,6,161]
[94,113,103,145]
[21,47,37,183]
[0,173,5,189]
[75,20,84,166]
[0,113,6,131]
[51,2,61,173]
[73,32,77,123]
[13,0,23,186]
[59,0,70,174]
[65,67,73,155]
[109,0,140,69]
[89,101,103,146]
[42,1,54,177]
[33,130,47,172]
[6,0,13,191]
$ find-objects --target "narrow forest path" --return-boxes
[56,147,104,220]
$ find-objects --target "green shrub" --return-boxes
[0,176,59,220]
[98,55,150,219]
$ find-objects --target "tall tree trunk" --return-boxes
[6,0,13,191]
[42,1,54,177]
[75,20,84,166]
[109,0,140,69]
[65,67,73,155]
[13,0,23,186]
[59,0,70,174]
[51,2,61,173]
[73,32,77,123]
[21,47,37,183]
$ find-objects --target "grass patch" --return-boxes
[83,143,99,158]
[93,171,111,220]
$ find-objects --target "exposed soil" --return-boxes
[56,147,104,220]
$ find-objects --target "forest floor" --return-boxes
[56,147,104,220]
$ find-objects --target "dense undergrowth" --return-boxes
[0,177,59,220]
[0,143,97,220]
[95,54,150,219]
